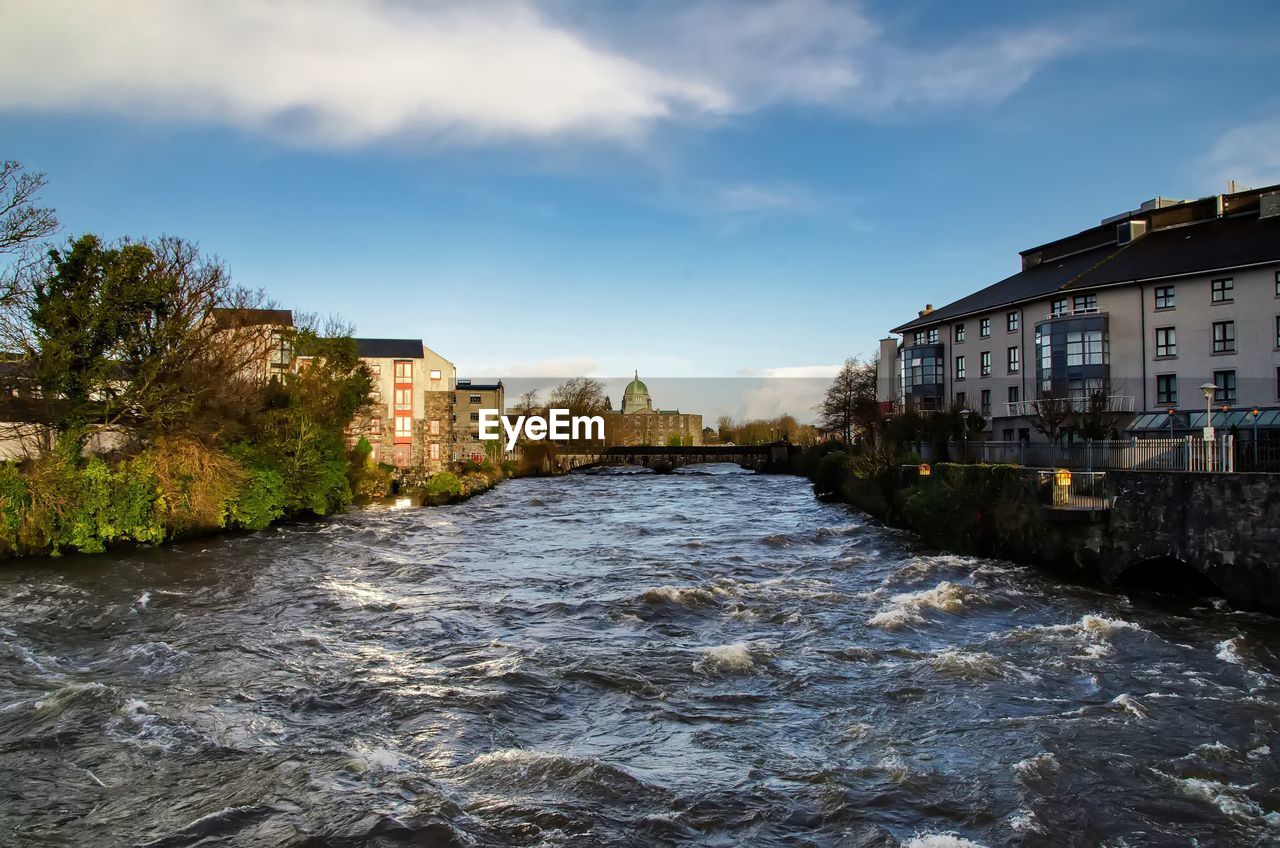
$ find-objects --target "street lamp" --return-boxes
[1198,382,1217,471]
[959,408,971,462]
[1167,407,1176,440]
[1252,407,1261,466]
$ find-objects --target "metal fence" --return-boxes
[1036,470,1114,510]
[942,435,1236,473]
[1235,439,1280,473]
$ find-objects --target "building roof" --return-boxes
[458,380,503,391]
[892,244,1118,333]
[623,370,649,398]
[893,183,1280,335]
[1065,213,1280,290]
[211,308,294,329]
[354,338,424,359]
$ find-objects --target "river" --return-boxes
[1,466,1278,846]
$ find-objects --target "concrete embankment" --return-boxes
[826,462,1280,613]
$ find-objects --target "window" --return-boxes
[393,443,412,467]
[980,351,991,376]
[1212,320,1235,354]
[1275,315,1280,348]
[1276,271,1280,297]
[367,363,381,378]
[1214,370,1236,403]
[980,389,991,416]
[1007,311,1019,332]
[1008,386,1020,405]
[901,348,944,388]
[393,387,412,410]
[429,420,440,435]
[979,318,991,338]
[1007,346,1019,373]
[927,328,939,344]
[955,355,966,380]
[1066,330,1106,366]
[1211,278,1234,303]
[1051,298,1068,317]
[955,323,966,343]
[955,391,966,407]
[394,416,412,438]
[469,393,482,404]
[1156,374,1177,405]
[1155,286,1175,310]
[1073,293,1097,313]
[1155,327,1176,358]
[1002,428,1014,441]
[913,331,924,345]
[469,411,480,422]
[429,443,440,460]
[394,360,412,381]
[430,369,443,381]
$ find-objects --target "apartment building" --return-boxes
[209,307,294,381]
[879,183,1280,442]
[452,379,505,462]
[348,338,456,472]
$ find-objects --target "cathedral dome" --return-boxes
[621,370,652,414]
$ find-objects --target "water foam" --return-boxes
[902,832,988,847]
[695,642,755,674]
[868,581,976,630]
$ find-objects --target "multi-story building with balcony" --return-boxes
[878,183,1280,443]
[348,338,456,472]
[452,379,505,462]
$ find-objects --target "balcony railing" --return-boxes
[1041,307,1106,321]
[1005,395,1134,418]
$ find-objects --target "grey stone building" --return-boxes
[878,183,1280,443]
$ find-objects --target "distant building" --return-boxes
[606,371,703,446]
[347,338,456,472]
[209,307,294,381]
[453,379,505,462]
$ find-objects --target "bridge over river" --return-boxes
[548,441,790,473]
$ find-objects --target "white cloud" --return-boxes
[714,183,819,215]
[1204,117,1280,191]
[0,0,1082,148]
[0,0,725,146]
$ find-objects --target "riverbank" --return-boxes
[798,447,1280,613]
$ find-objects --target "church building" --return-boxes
[606,371,703,446]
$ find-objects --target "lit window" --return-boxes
[1211,278,1234,303]
[1155,286,1174,310]
[1212,320,1235,354]
[430,369,442,381]
[1155,327,1176,357]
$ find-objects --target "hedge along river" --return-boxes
[1,466,1279,847]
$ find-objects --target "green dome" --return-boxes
[624,373,649,398]
[622,370,652,414]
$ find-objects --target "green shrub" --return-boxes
[424,471,463,497]
[813,451,850,497]
[0,463,29,555]
[227,463,287,530]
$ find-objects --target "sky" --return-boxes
[2,0,1279,421]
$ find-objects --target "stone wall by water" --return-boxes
[835,463,1280,612]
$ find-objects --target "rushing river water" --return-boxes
[2,466,1279,847]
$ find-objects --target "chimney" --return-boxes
[917,304,934,318]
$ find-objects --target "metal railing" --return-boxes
[1005,395,1135,417]
[1235,439,1280,473]
[1036,470,1113,510]
[951,435,1235,473]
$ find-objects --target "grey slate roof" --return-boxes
[354,338,424,359]
[892,244,1118,333]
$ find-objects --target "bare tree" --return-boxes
[1028,392,1073,444]
[819,358,878,444]
[549,376,607,415]
[516,389,540,414]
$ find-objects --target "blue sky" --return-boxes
[2,0,1279,419]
